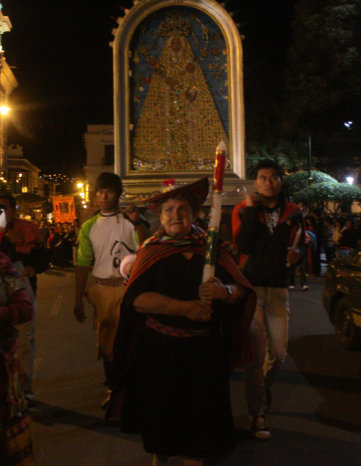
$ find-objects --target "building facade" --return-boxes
[6,144,41,193]
[83,124,114,197]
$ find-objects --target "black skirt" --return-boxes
[121,326,235,458]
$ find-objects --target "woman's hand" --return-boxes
[199,278,246,304]
[198,277,223,303]
[182,300,213,321]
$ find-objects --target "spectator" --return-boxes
[304,216,318,275]
[0,193,49,406]
[49,222,67,267]
[309,208,324,276]
[70,218,81,266]
[339,217,358,250]
[38,219,50,247]
[288,244,308,291]
[323,216,335,263]
[61,223,74,266]
[332,216,344,247]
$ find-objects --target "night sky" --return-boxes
[2,0,296,176]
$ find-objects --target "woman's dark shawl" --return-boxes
[106,239,256,420]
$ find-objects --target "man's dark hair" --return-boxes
[253,159,284,179]
[0,193,17,209]
[95,172,123,197]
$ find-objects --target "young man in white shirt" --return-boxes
[73,172,148,393]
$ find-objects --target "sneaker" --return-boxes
[288,285,295,291]
[302,285,309,291]
[250,415,271,440]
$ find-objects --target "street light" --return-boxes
[346,176,354,185]
[0,105,9,115]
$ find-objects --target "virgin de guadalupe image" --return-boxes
[130,9,229,172]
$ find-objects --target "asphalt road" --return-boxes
[28,268,361,465]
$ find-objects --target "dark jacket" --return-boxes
[232,197,304,288]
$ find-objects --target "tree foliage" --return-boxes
[284,170,361,213]
[245,140,309,178]
[283,170,338,198]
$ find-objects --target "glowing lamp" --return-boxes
[0,105,10,115]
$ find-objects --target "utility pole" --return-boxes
[307,135,312,185]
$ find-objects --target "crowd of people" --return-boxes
[0,165,361,465]
[305,212,361,265]
[35,219,81,268]
[32,206,361,281]
[287,211,361,292]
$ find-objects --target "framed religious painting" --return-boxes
[112,0,246,200]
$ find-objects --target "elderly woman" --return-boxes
[110,177,255,466]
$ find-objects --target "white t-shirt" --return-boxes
[77,212,138,278]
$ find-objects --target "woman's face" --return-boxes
[160,198,194,238]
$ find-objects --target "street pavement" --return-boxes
[28,268,361,465]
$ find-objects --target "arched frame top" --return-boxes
[112,0,245,183]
